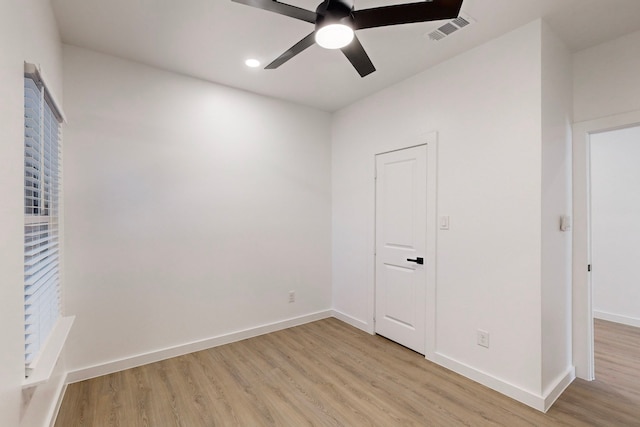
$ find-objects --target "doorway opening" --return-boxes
[573,112,640,380]
[589,125,640,390]
[589,125,640,329]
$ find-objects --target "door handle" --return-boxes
[407,257,424,265]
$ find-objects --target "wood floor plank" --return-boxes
[56,318,640,426]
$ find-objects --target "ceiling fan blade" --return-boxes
[265,32,316,69]
[352,0,463,30]
[231,0,316,24]
[340,35,375,77]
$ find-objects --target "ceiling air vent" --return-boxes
[427,12,475,42]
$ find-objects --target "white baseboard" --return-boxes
[67,310,332,384]
[593,311,640,328]
[49,380,68,427]
[331,310,371,333]
[429,352,574,412]
[63,311,576,416]
[542,367,575,412]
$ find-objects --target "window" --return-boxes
[24,66,63,374]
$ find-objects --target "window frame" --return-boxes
[23,63,67,380]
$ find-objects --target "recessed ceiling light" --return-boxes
[245,58,261,68]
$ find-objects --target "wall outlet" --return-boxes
[288,290,295,303]
[477,330,490,348]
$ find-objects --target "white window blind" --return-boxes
[24,71,63,372]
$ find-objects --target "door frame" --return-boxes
[573,110,640,380]
[372,132,438,358]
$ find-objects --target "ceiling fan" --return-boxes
[232,0,464,77]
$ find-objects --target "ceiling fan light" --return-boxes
[315,24,354,49]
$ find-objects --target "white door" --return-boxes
[375,145,427,354]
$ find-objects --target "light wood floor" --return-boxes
[56,318,640,426]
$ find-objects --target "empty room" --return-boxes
[2,0,640,425]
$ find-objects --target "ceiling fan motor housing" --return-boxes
[315,0,354,30]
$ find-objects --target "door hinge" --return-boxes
[588,264,591,272]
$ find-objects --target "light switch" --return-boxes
[440,216,450,230]
[560,215,571,232]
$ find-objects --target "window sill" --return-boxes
[23,316,75,389]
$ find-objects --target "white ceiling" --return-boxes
[52,0,640,111]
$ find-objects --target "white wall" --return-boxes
[0,3,25,423]
[0,1,65,426]
[62,45,332,375]
[574,30,640,123]
[332,21,568,408]
[540,23,573,396]
[590,125,640,326]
